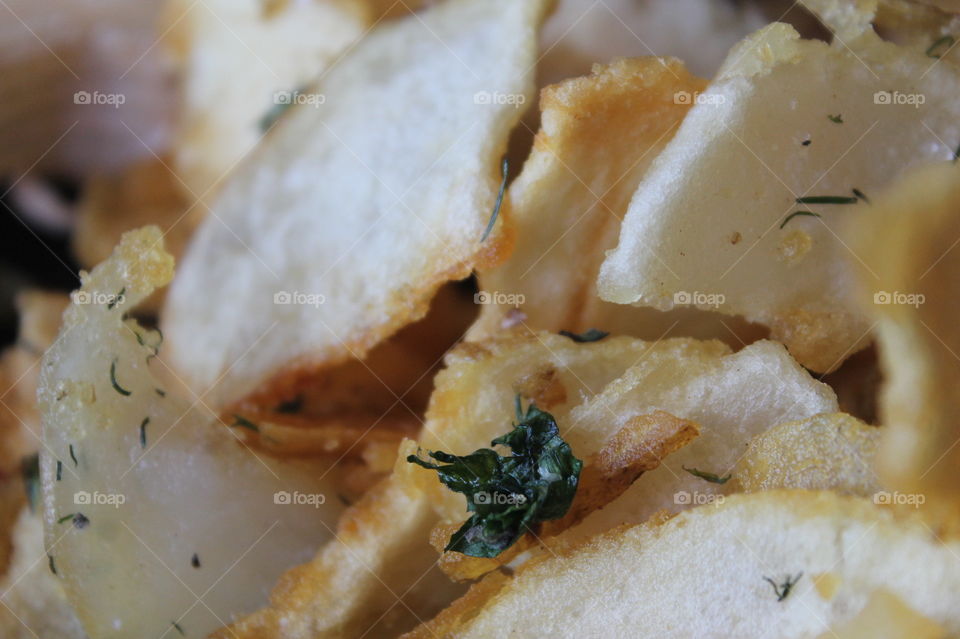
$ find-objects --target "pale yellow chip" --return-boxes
[598,18,960,373]
[849,162,960,524]
[0,510,85,639]
[406,492,960,638]
[734,412,882,497]
[164,0,368,198]
[163,0,551,410]
[470,56,763,345]
[39,227,346,638]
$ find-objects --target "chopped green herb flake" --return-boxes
[58,513,89,528]
[481,156,509,242]
[155,388,167,398]
[110,359,132,396]
[795,195,857,205]
[57,514,75,525]
[140,417,149,449]
[559,328,610,343]
[171,621,186,636]
[764,572,803,602]
[56,460,62,481]
[69,444,78,468]
[48,554,56,575]
[954,142,960,163]
[232,415,260,433]
[108,287,125,310]
[828,114,843,124]
[275,394,304,414]
[926,35,955,58]
[852,188,870,204]
[408,397,582,558]
[682,466,731,484]
[801,138,811,146]
[780,211,821,229]
[191,553,201,569]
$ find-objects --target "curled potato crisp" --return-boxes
[163,0,551,410]
[39,228,346,638]
[599,16,960,373]
[850,162,960,524]
[407,492,960,638]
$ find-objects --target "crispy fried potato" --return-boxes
[406,491,960,638]
[163,0,551,410]
[39,227,347,638]
[850,162,960,524]
[469,56,765,346]
[734,412,881,496]
[0,510,85,639]
[598,18,960,373]
[164,0,368,197]
[216,331,671,638]
[822,589,946,639]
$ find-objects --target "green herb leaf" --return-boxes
[171,621,186,636]
[20,454,39,512]
[828,114,843,124]
[68,444,78,468]
[231,415,260,433]
[58,513,89,529]
[480,156,509,242]
[56,460,62,481]
[155,388,167,398]
[682,465,731,484]
[140,417,149,449]
[110,359,132,396]
[191,553,201,569]
[780,211,821,229]
[108,287,125,310]
[851,188,869,204]
[926,35,955,58]
[407,397,582,558]
[795,195,858,205]
[559,328,610,343]
[763,572,803,601]
[48,554,56,575]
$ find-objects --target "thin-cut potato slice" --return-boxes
[163,0,368,197]
[38,228,346,639]
[469,56,763,345]
[598,18,960,373]
[821,589,946,639]
[216,332,681,638]
[849,162,960,524]
[406,491,960,638]
[560,340,837,540]
[163,0,551,410]
[734,412,881,496]
[0,510,85,639]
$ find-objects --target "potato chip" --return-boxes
[470,56,765,346]
[849,162,960,524]
[0,510,85,639]
[734,412,881,496]
[38,227,347,638]
[163,0,551,410]
[164,0,368,197]
[406,491,960,638]
[598,18,960,373]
